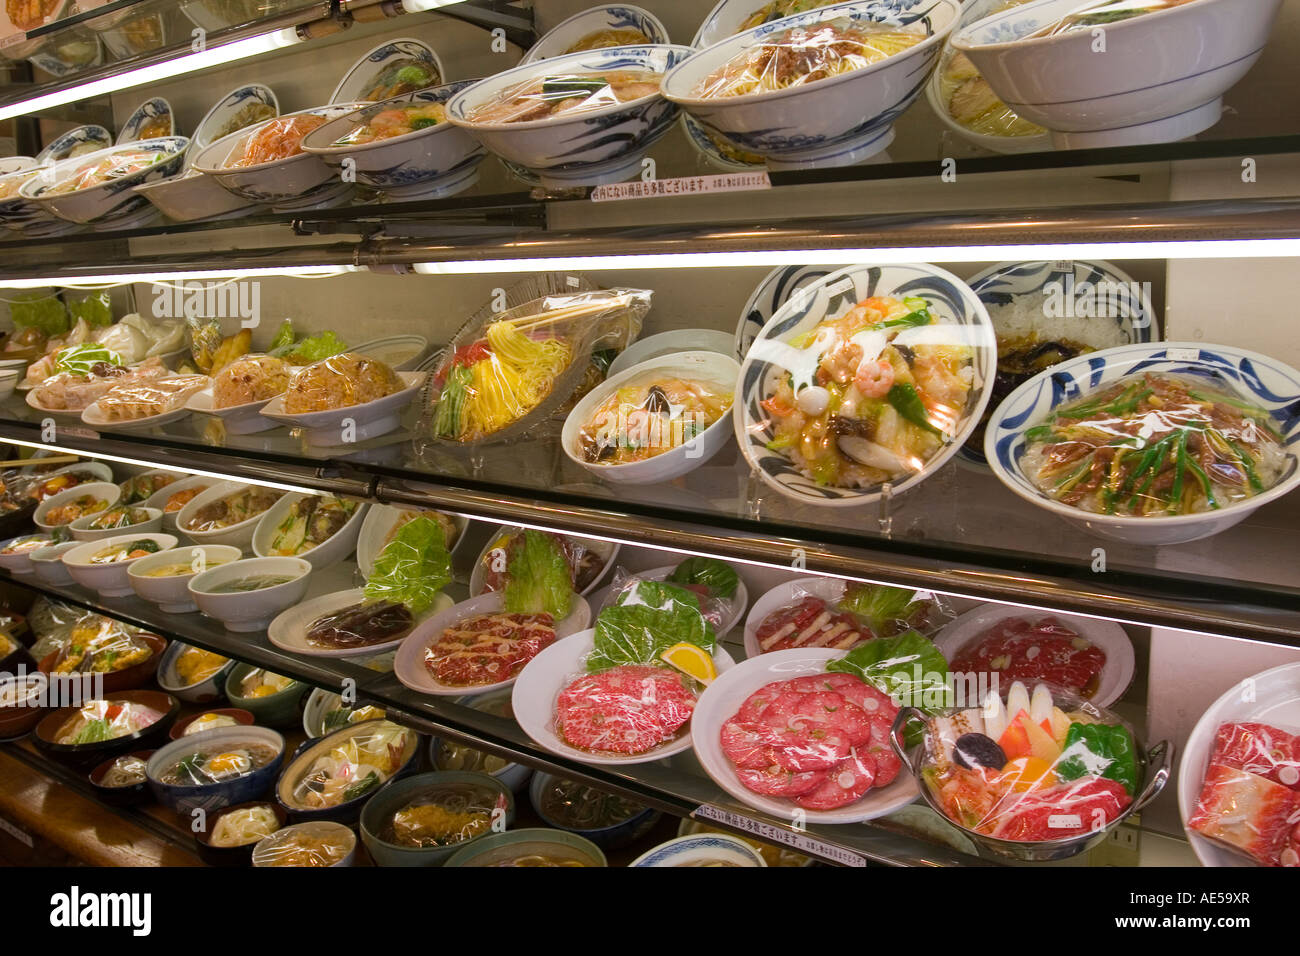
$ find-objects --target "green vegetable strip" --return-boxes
[1226,438,1264,492]
[886,383,943,438]
[1167,431,1188,514]
[433,364,471,439]
[1185,457,1220,510]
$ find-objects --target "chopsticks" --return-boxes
[503,295,635,334]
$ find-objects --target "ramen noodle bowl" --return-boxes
[664,1,959,169]
[18,137,188,224]
[521,4,669,63]
[446,44,692,187]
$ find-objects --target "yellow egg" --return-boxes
[247,685,277,698]
[204,752,251,777]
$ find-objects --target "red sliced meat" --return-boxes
[789,692,874,746]
[736,682,795,724]
[796,748,877,811]
[737,765,828,798]
[556,665,696,755]
[720,719,779,771]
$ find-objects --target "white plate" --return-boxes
[185,384,287,435]
[355,504,469,577]
[470,527,619,598]
[268,586,453,659]
[606,329,736,377]
[691,648,920,824]
[24,389,88,417]
[512,628,735,766]
[394,591,592,697]
[80,388,205,430]
[741,576,848,659]
[587,564,748,636]
[259,370,425,445]
[932,603,1133,708]
[1178,662,1300,868]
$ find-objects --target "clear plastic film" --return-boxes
[947,614,1108,701]
[1020,372,1289,517]
[380,779,507,848]
[207,805,281,848]
[603,561,740,635]
[306,600,415,651]
[359,514,451,619]
[754,288,981,490]
[479,527,610,595]
[424,608,558,688]
[188,321,249,375]
[180,486,281,533]
[53,697,165,746]
[27,598,84,657]
[83,505,151,531]
[156,738,280,786]
[119,471,178,504]
[920,682,1138,842]
[229,114,328,168]
[30,355,166,411]
[99,754,150,788]
[1188,721,1300,866]
[577,375,733,465]
[284,720,417,811]
[211,353,291,408]
[95,374,210,422]
[281,352,403,414]
[753,579,951,655]
[49,616,156,675]
[467,71,665,125]
[41,493,113,528]
[693,18,927,99]
[253,822,354,867]
[266,496,357,557]
[720,670,901,811]
[428,288,650,445]
[45,149,163,195]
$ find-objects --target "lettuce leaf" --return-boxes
[65,290,113,328]
[838,583,926,633]
[363,516,450,615]
[588,580,715,672]
[9,291,69,336]
[503,529,573,619]
[826,629,949,710]
[286,330,347,364]
[666,556,739,600]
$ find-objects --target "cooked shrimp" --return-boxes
[854,358,895,398]
[818,338,862,385]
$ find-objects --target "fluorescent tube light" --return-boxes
[0,265,358,290]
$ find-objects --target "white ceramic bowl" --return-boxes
[1178,661,1300,868]
[511,628,735,766]
[33,124,111,164]
[446,44,692,187]
[0,534,53,574]
[33,481,121,533]
[664,1,959,169]
[355,504,469,576]
[19,137,189,224]
[692,0,810,47]
[189,556,313,632]
[932,602,1134,708]
[951,0,1285,149]
[154,640,236,704]
[117,97,174,144]
[607,329,735,377]
[0,165,79,237]
[29,542,82,585]
[258,370,425,446]
[523,4,670,62]
[68,507,162,542]
[394,591,591,696]
[194,83,280,152]
[588,564,748,636]
[330,37,444,105]
[174,481,283,550]
[741,575,847,659]
[735,262,996,507]
[351,335,429,371]
[268,586,455,659]
[691,647,920,823]
[0,367,19,401]
[61,532,179,597]
[251,493,368,570]
[128,544,243,613]
[132,168,260,222]
[190,106,363,206]
[985,342,1300,545]
[144,475,216,534]
[301,81,487,201]
[561,351,740,484]
[630,832,767,866]
[470,527,620,598]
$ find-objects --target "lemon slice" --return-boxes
[659,642,716,684]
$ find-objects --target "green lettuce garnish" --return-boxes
[287,331,348,364]
[826,629,949,711]
[269,318,295,352]
[838,583,926,634]
[53,343,122,377]
[503,530,573,619]
[64,290,113,327]
[587,580,715,672]
[363,516,450,615]
[9,291,69,336]
[666,556,738,600]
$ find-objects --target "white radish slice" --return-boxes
[982,690,1007,742]
[1005,681,1030,721]
[1030,683,1054,726]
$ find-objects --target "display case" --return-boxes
[0,0,1296,873]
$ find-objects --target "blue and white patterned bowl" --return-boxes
[301,80,487,200]
[735,262,996,507]
[446,44,692,187]
[522,4,670,62]
[330,38,444,105]
[117,97,174,144]
[34,124,112,165]
[664,0,960,169]
[985,342,1300,545]
[193,84,280,153]
[20,137,188,224]
[0,166,81,236]
[951,0,1285,149]
[630,833,767,866]
[959,258,1157,465]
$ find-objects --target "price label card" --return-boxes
[1166,347,1201,362]
[591,171,770,203]
[1048,813,1082,831]
[692,805,868,866]
[1050,259,1074,274]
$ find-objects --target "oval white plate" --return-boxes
[394,591,592,697]
[741,575,847,659]
[587,564,748,636]
[513,627,735,767]
[268,586,453,658]
[81,386,206,430]
[185,386,285,434]
[259,370,425,445]
[691,647,919,824]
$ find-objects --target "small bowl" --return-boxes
[129,544,242,613]
[29,542,82,585]
[522,4,669,62]
[189,556,313,632]
[0,165,80,237]
[34,689,179,770]
[329,37,444,104]
[251,493,368,570]
[224,664,309,728]
[173,481,283,549]
[169,708,255,740]
[275,719,422,824]
[561,351,739,484]
[444,827,607,867]
[33,481,121,533]
[251,821,357,867]
[446,44,692,187]
[117,97,174,144]
[60,532,177,596]
[146,725,286,816]
[19,137,188,225]
[630,833,767,867]
[360,770,515,867]
[528,772,660,850]
[68,507,163,543]
[302,688,388,738]
[89,749,158,807]
[155,638,239,702]
[38,633,168,699]
[0,533,54,575]
[0,672,49,740]
[194,800,287,866]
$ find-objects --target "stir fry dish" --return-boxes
[579,376,732,465]
[43,494,109,526]
[1021,373,1288,517]
[331,103,447,146]
[468,70,664,124]
[183,487,280,532]
[85,505,151,531]
[50,620,155,675]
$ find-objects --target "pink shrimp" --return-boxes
[854,358,895,398]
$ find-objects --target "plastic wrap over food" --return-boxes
[578,374,733,465]
[212,353,291,408]
[1020,372,1290,517]
[49,616,156,675]
[284,720,417,811]
[305,600,416,651]
[381,778,508,848]
[603,564,737,635]
[229,114,327,168]
[753,579,952,655]
[467,71,665,125]
[253,822,354,867]
[282,352,403,414]
[207,805,281,848]
[361,515,451,616]
[937,46,1044,138]
[181,486,281,533]
[919,682,1138,842]
[96,374,209,421]
[1187,720,1300,866]
[428,288,650,445]
[27,599,84,658]
[694,19,927,99]
[479,528,608,596]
